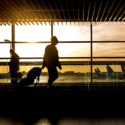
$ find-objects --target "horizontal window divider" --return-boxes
[0,41,125,43]
[92,57,125,58]
[0,57,90,59]
[0,61,125,65]
[0,57,125,59]
[0,41,91,43]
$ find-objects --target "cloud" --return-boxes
[93,23,125,41]
[93,42,125,57]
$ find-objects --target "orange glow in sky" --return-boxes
[0,22,125,58]
[0,22,125,73]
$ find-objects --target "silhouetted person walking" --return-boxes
[9,49,19,84]
[42,36,62,88]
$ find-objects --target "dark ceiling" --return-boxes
[0,0,125,25]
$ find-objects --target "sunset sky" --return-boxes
[0,22,125,73]
[0,22,125,58]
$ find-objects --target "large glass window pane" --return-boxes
[93,43,125,57]
[54,64,90,84]
[0,61,91,85]
[0,25,11,42]
[54,22,90,41]
[0,44,10,58]
[92,60,125,85]
[93,22,125,41]
[92,63,123,84]
[56,43,90,57]
[0,61,48,84]
[15,43,49,58]
[15,23,51,42]
[0,60,10,84]
[15,43,90,58]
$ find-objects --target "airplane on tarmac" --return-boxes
[106,65,113,75]
[93,65,125,81]
[93,65,121,79]
[106,65,125,81]
[93,68,107,79]
[118,64,125,81]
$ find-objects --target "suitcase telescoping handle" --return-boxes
[34,77,39,87]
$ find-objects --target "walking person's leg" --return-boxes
[48,67,58,89]
[11,72,18,84]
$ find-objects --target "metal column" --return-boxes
[12,23,15,50]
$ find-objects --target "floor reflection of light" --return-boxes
[0,117,11,123]
[0,117,24,124]
[34,117,63,125]
[34,118,46,125]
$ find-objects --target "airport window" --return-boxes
[92,23,125,85]
[15,43,90,59]
[53,22,90,41]
[93,43,125,57]
[0,44,10,58]
[15,43,49,58]
[56,43,90,57]
[0,25,11,42]
[15,23,51,42]
[0,0,125,90]
[93,22,125,41]
[55,65,91,84]
[0,22,125,88]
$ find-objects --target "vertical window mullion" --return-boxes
[12,23,15,50]
[51,21,53,37]
[90,22,92,89]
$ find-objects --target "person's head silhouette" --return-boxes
[51,36,58,45]
[10,48,15,55]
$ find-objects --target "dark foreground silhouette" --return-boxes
[42,36,62,87]
[14,67,41,91]
[9,48,20,84]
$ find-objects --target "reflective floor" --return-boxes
[0,84,125,125]
[1,117,125,125]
